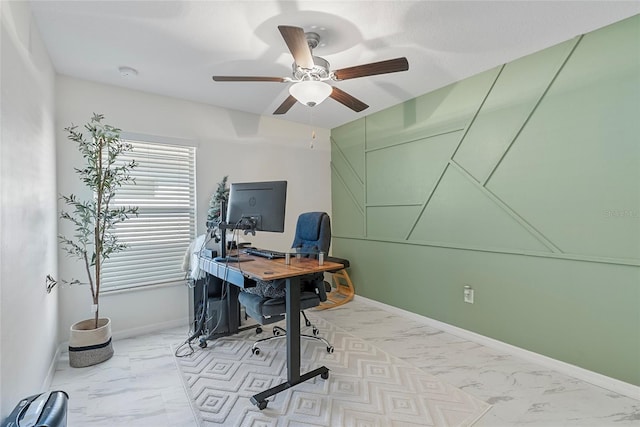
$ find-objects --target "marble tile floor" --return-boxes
[51,298,640,426]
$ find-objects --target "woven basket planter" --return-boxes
[69,317,113,368]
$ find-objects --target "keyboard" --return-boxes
[244,248,286,259]
[213,256,253,263]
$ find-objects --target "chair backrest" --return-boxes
[291,212,331,256]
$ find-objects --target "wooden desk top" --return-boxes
[199,254,343,282]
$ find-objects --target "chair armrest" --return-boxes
[326,256,350,269]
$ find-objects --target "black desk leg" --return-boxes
[287,276,301,383]
[250,276,329,410]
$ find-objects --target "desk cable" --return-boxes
[176,219,254,358]
[175,278,230,358]
[175,232,228,358]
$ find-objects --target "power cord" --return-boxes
[176,221,245,357]
[175,302,206,357]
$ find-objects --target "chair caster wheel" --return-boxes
[257,400,268,410]
[326,346,334,354]
[305,319,311,327]
[273,328,281,336]
[199,339,207,349]
[255,326,262,334]
[252,347,260,356]
[321,371,329,380]
[312,327,319,336]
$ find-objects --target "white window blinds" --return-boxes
[101,140,196,291]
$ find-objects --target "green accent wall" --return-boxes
[330,15,640,386]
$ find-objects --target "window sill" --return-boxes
[102,280,187,296]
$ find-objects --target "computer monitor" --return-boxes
[225,180,287,233]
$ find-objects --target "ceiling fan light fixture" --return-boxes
[289,80,332,107]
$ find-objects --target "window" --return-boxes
[101,139,196,291]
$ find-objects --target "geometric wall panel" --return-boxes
[487,15,640,260]
[453,39,578,184]
[409,166,552,252]
[332,167,364,237]
[332,142,365,211]
[365,68,501,150]
[367,205,423,240]
[332,118,365,237]
[366,131,462,206]
[331,15,640,386]
[332,119,365,182]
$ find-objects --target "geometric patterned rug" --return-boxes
[174,317,491,426]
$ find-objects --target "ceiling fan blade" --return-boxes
[333,57,409,81]
[273,95,298,115]
[278,25,314,69]
[212,76,286,82]
[330,87,369,112]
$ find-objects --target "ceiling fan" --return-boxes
[212,25,409,115]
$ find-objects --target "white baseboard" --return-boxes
[111,317,190,341]
[44,318,190,394]
[54,317,191,360]
[41,344,63,393]
[355,295,640,400]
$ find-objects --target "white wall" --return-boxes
[0,1,58,417]
[56,75,332,341]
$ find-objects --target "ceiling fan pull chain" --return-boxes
[309,109,316,149]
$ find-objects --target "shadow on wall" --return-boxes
[228,109,262,137]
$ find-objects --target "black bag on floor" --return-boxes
[1,391,68,427]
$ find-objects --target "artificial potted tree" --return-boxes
[57,113,138,367]
[206,175,229,228]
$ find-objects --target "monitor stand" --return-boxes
[217,218,256,264]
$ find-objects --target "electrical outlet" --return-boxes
[463,285,474,304]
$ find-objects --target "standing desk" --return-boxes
[198,253,344,409]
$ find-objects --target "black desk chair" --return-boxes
[238,211,334,355]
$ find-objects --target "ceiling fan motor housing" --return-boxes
[293,56,331,81]
[305,31,320,50]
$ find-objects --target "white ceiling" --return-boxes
[29,1,640,129]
